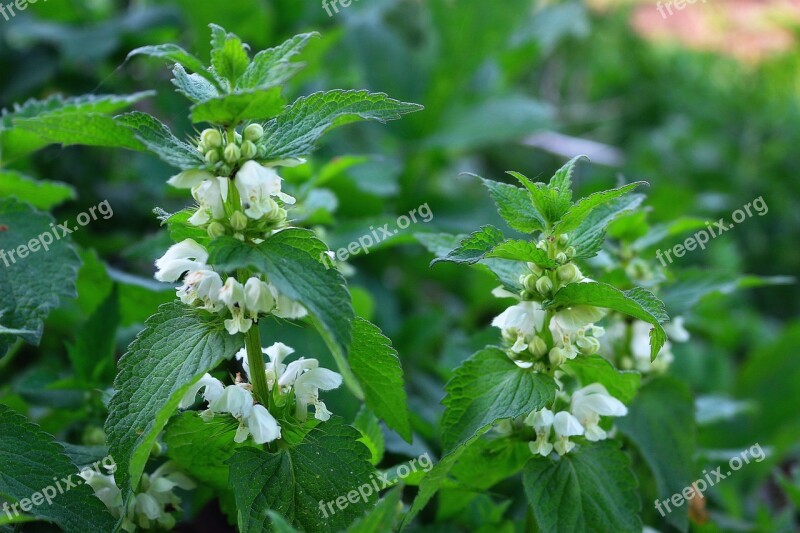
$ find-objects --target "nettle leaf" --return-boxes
[346,486,403,533]
[171,64,221,103]
[190,88,285,125]
[507,171,565,225]
[570,193,645,259]
[0,171,75,210]
[105,301,243,492]
[617,378,695,532]
[209,25,250,87]
[562,355,641,403]
[116,111,206,170]
[450,435,532,491]
[523,440,641,533]
[157,208,210,245]
[431,225,505,266]
[128,44,222,90]
[545,281,668,361]
[442,347,557,452]
[66,286,119,385]
[12,114,144,151]
[481,177,546,234]
[259,90,423,161]
[349,318,411,441]
[0,199,81,356]
[555,182,646,234]
[228,418,377,532]
[207,229,353,356]
[486,239,557,269]
[239,33,317,90]
[0,406,116,532]
[353,407,385,465]
[549,155,586,202]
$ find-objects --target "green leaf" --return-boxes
[442,347,557,452]
[346,486,403,533]
[128,44,222,90]
[570,193,645,258]
[259,90,423,161]
[0,199,81,356]
[562,355,641,403]
[67,286,119,385]
[349,318,411,442]
[105,301,243,493]
[480,177,546,234]
[190,88,285,125]
[164,411,254,491]
[548,155,587,202]
[617,378,695,532]
[506,171,567,226]
[0,171,75,210]
[545,281,668,361]
[116,111,206,170]
[209,26,250,86]
[171,64,221,103]
[450,435,532,490]
[431,225,505,266]
[486,239,557,268]
[228,418,377,532]
[353,407,385,465]
[207,229,353,356]
[239,33,317,90]
[0,405,116,532]
[13,114,144,151]
[158,208,210,245]
[523,440,642,533]
[554,182,646,234]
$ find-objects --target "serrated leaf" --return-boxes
[523,440,641,533]
[545,281,668,361]
[570,193,645,259]
[190,88,285,125]
[0,171,75,210]
[259,90,423,161]
[486,239,556,268]
[442,347,557,452]
[158,207,210,245]
[105,301,243,493]
[171,64,221,103]
[116,111,206,170]
[617,378,695,532]
[128,44,222,90]
[239,33,317,90]
[548,155,587,202]
[0,405,116,532]
[431,225,505,266]
[347,486,403,533]
[207,229,353,356]
[353,407,385,465]
[228,418,377,532]
[450,435,531,491]
[210,30,250,87]
[349,318,411,442]
[480,177,546,234]
[555,182,646,234]
[0,199,81,356]
[13,114,144,151]
[562,355,640,403]
[506,171,567,226]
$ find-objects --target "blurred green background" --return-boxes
[1,0,798,531]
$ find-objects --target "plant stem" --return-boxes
[245,324,271,407]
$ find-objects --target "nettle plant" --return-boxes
[1,26,421,532]
[413,157,687,532]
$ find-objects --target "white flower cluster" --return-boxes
[154,239,306,335]
[80,462,195,531]
[179,342,342,444]
[600,315,690,373]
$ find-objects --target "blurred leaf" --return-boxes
[353,406,385,465]
[571,193,645,259]
[0,171,75,210]
[563,355,641,403]
[346,486,403,533]
[67,286,119,385]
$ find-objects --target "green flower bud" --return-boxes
[241,140,258,160]
[558,234,570,246]
[201,129,223,148]
[523,274,539,293]
[557,263,580,284]
[205,149,221,165]
[535,276,553,295]
[529,336,548,357]
[207,221,226,238]
[556,252,568,264]
[151,441,164,457]
[224,143,241,163]
[577,336,600,355]
[231,211,248,231]
[565,246,576,258]
[234,132,242,144]
[244,123,264,142]
[197,141,208,153]
[526,262,544,276]
[234,232,246,241]
[548,347,568,367]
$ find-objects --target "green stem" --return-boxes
[244,325,271,407]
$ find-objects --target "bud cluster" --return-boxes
[198,124,265,176]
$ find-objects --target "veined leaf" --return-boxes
[506,171,567,227]
[209,25,250,87]
[116,111,206,170]
[128,44,222,90]
[486,239,557,269]
[0,171,75,210]
[239,33,318,90]
[480,177,546,234]
[544,281,668,361]
[555,182,646,234]
[562,355,641,403]
[548,155,587,202]
[190,88,285,125]
[431,225,504,266]
[346,486,403,533]
[13,114,144,151]
[105,301,243,492]
[171,64,221,103]
[570,193,645,259]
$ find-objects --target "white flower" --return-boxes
[176,269,223,311]
[264,342,293,387]
[179,373,225,409]
[80,470,122,514]
[209,385,253,419]
[244,277,275,318]
[570,383,627,442]
[188,177,228,226]
[665,316,690,343]
[524,408,554,457]
[219,277,253,334]
[154,239,208,282]
[293,367,342,421]
[270,285,308,319]
[552,305,606,332]
[492,301,546,352]
[235,161,295,220]
[630,320,674,372]
[553,411,584,455]
[167,169,215,189]
[278,357,319,389]
[244,404,282,444]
